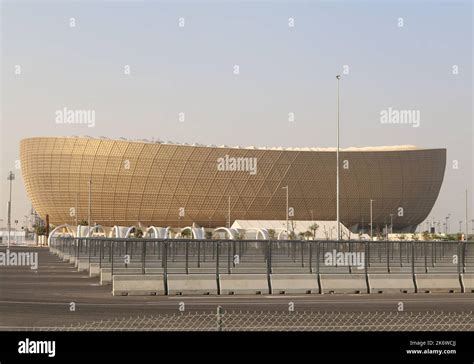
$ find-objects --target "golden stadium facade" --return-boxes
[20,137,446,232]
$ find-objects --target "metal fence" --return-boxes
[50,237,474,276]
[14,309,474,331]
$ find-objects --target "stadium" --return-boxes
[19,137,446,233]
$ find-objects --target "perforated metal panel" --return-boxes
[20,137,446,231]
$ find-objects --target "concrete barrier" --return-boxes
[272,268,313,274]
[167,274,218,295]
[219,274,269,295]
[77,259,89,272]
[320,274,368,294]
[100,268,143,285]
[415,273,462,293]
[62,253,70,262]
[230,268,268,274]
[461,273,473,293]
[90,263,100,277]
[69,255,76,264]
[368,274,415,294]
[271,274,319,294]
[188,268,216,274]
[113,275,165,296]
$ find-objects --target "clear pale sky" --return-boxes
[1,0,472,233]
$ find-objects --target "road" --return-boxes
[0,246,473,329]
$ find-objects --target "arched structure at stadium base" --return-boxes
[110,226,131,238]
[20,137,446,233]
[86,225,106,237]
[124,226,138,238]
[180,226,205,239]
[144,226,170,239]
[48,224,75,245]
[213,227,240,239]
[277,229,289,240]
[243,227,270,240]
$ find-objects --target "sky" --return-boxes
[1,0,472,233]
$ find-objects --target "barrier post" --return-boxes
[387,241,390,273]
[185,241,189,275]
[111,241,114,276]
[462,241,466,274]
[227,242,231,275]
[301,241,304,267]
[197,241,201,268]
[216,241,220,276]
[216,306,223,332]
[267,240,272,293]
[142,241,146,275]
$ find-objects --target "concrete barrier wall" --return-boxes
[113,275,165,296]
[77,259,89,272]
[230,268,268,274]
[219,274,269,295]
[270,274,318,294]
[90,263,100,277]
[461,273,473,293]
[272,268,312,274]
[167,274,218,295]
[368,274,415,294]
[320,274,368,294]
[415,273,462,293]
[100,268,143,285]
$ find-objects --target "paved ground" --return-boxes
[0,246,473,329]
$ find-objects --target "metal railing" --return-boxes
[50,237,474,277]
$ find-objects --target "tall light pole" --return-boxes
[282,186,289,238]
[370,199,375,240]
[7,171,15,248]
[445,214,450,234]
[336,75,341,241]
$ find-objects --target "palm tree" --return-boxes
[309,223,319,240]
[267,229,276,239]
[181,229,192,238]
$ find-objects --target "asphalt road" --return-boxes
[0,246,473,329]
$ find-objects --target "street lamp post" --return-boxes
[282,186,289,238]
[336,75,341,241]
[370,199,375,240]
[445,214,450,234]
[7,171,15,248]
[390,213,394,234]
